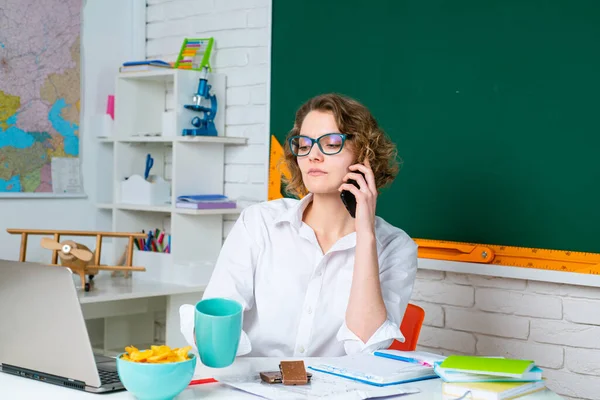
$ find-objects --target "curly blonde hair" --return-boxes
[282,93,400,198]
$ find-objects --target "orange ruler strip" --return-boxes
[415,238,600,275]
[268,135,291,201]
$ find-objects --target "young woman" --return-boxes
[180,93,418,357]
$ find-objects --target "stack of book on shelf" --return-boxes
[435,355,545,400]
[175,194,236,210]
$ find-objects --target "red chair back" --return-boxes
[388,303,425,351]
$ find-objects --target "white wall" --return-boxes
[144,0,270,344]
[0,0,144,262]
[145,0,272,235]
[413,269,600,400]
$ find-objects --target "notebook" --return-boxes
[175,194,236,209]
[442,380,546,400]
[120,60,173,72]
[177,194,229,202]
[438,356,535,379]
[175,200,236,209]
[307,353,439,387]
[434,362,543,383]
[374,349,447,367]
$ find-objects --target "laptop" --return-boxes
[0,259,125,393]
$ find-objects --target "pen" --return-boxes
[403,358,432,367]
[189,378,217,386]
[378,353,432,367]
[146,231,153,251]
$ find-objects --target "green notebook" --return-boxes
[439,356,535,378]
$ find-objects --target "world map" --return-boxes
[0,0,81,194]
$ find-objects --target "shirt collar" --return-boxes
[274,193,314,230]
[273,193,388,253]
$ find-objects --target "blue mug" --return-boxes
[194,298,243,368]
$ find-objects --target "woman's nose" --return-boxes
[308,144,324,161]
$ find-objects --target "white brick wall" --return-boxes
[414,269,600,399]
[146,0,271,234]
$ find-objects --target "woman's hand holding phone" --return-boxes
[339,158,378,235]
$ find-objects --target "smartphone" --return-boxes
[340,171,365,218]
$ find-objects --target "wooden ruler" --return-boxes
[414,238,600,275]
[268,135,291,200]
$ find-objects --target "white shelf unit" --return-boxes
[98,136,246,144]
[96,68,247,282]
[97,202,244,215]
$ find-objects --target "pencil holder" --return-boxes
[120,174,171,205]
[133,250,172,282]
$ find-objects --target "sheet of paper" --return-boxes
[51,157,84,194]
[215,370,419,400]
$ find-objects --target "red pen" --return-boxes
[189,378,217,386]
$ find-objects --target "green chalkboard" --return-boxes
[270,0,600,254]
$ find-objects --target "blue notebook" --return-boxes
[308,354,439,387]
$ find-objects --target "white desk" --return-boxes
[0,357,563,399]
[77,273,207,353]
[78,273,206,304]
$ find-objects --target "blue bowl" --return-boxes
[116,352,197,400]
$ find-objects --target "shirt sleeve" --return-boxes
[336,235,418,355]
[179,207,260,356]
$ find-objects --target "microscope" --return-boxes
[182,66,218,136]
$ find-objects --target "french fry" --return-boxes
[148,353,168,362]
[120,345,192,363]
[130,349,153,362]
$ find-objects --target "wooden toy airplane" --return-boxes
[6,229,148,292]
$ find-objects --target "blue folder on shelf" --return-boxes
[123,59,172,67]
[307,353,439,387]
[176,194,228,202]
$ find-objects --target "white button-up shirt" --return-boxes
[180,193,418,358]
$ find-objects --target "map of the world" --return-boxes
[0,0,82,195]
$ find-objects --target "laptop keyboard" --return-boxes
[98,368,121,385]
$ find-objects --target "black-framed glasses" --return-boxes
[289,133,349,157]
